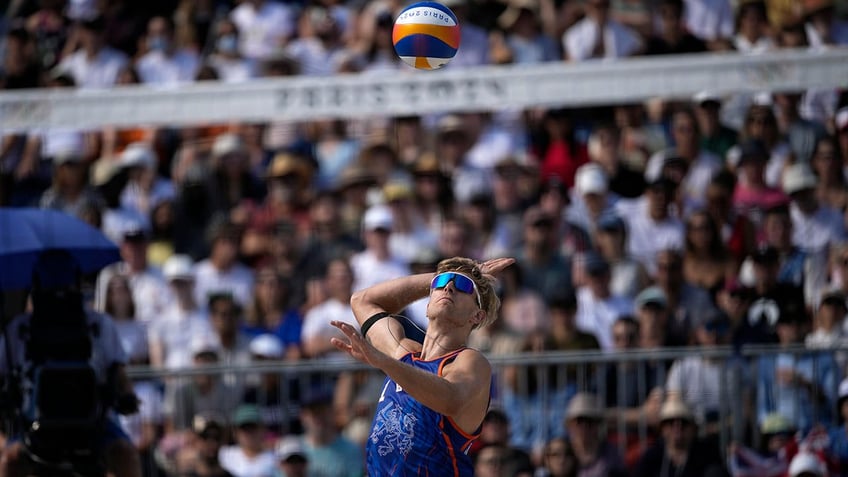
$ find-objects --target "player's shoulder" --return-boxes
[451,347,491,371]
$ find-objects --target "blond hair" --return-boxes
[436,257,501,330]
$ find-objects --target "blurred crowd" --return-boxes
[3,0,848,476]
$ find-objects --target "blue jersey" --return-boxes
[366,348,482,477]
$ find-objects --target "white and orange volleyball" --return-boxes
[392,2,461,70]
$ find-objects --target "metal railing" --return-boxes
[125,344,845,468]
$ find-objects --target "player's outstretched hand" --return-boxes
[331,320,387,368]
[479,257,515,277]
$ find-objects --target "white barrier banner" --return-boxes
[0,49,847,131]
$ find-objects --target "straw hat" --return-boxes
[659,397,695,423]
[565,392,604,421]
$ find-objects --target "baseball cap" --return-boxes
[120,143,156,170]
[362,205,393,232]
[782,163,818,196]
[232,404,263,427]
[575,164,608,196]
[583,252,610,276]
[635,286,668,309]
[211,133,245,158]
[121,220,149,243]
[162,254,194,282]
[693,90,721,107]
[788,452,827,477]
[276,436,308,463]
[249,334,285,359]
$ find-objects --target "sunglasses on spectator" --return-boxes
[431,272,482,309]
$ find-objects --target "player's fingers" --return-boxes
[330,337,352,352]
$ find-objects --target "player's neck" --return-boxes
[420,327,467,360]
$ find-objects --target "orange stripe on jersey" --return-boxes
[439,418,460,477]
[392,24,461,49]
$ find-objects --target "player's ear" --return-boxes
[471,310,485,326]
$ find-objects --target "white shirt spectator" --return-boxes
[805,20,848,49]
[574,286,634,350]
[207,55,257,83]
[218,446,276,477]
[95,263,173,324]
[114,320,149,363]
[683,0,734,42]
[465,124,524,170]
[563,17,642,61]
[230,0,296,61]
[119,178,176,221]
[135,49,200,85]
[349,250,410,293]
[666,356,724,424]
[733,34,775,54]
[789,202,846,254]
[57,47,128,88]
[301,298,358,360]
[193,259,255,308]
[615,198,685,275]
[285,38,349,76]
[148,304,214,370]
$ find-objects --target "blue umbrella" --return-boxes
[0,208,121,290]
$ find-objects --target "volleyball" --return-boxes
[392,2,461,70]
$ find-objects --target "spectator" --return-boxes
[538,178,591,257]
[468,409,533,472]
[731,139,788,228]
[757,312,838,432]
[207,18,257,83]
[474,443,521,477]
[811,135,848,212]
[38,141,104,219]
[537,437,578,477]
[802,0,848,48]
[704,172,758,263]
[301,257,358,359]
[441,0,489,68]
[135,16,199,85]
[285,6,348,76]
[574,252,634,350]
[633,397,728,477]
[563,393,627,477]
[782,162,846,254]
[194,222,255,308]
[229,0,296,61]
[733,1,774,53]
[244,267,303,359]
[1,26,42,90]
[273,436,309,477]
[728,413,796,477]
[665,311,734,426]
[383,180,439,264]
[563,0,643,61]
[773,91,828,164]
[654,248,719,341]
[219,405,277,477]
[497,1,559,64]
[207,133,265,220]
[148,254,213,369]
[103,274,149,369]
[585,124,646,199]
[56,16,129,89]
[531,108,589,189]
[566,163,616,236]
[647,109,723,212]
[515,206,574,304]
[549,293,601,353]
[588,212,649,300]
[349,204,409,292]
[207,293,253,376]
[356,10,401,74]
[683,209,737,294]
[174,413,233,477]
[615,177,684,275]
[693,92,737,159]
[242,334,288,439]
[298,389,363,477]
[644,0,708,55]
[409,154,454,238]
[498,259,550,336]
[163,336,240,434]
[118,142,176,222]
[728,102,791,188]
[634,286,685,347]
[95,224,172,324]
[681,0,734,49]
[805,289,848,365]
[737,245,806,345]
[437,217,472,262]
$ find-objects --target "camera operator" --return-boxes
[0,251,142,477]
